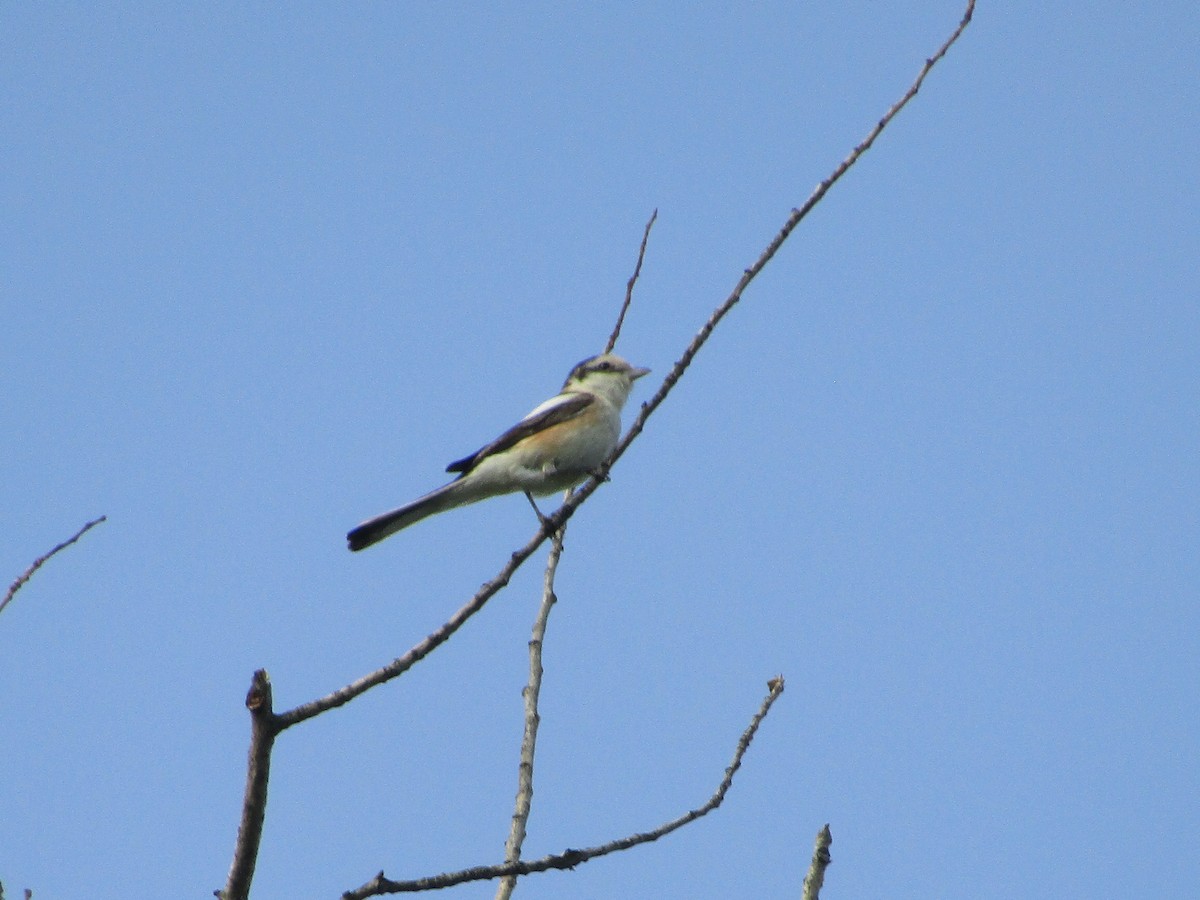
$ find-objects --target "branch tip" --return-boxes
[605,208,658,354]
[802,824,834,900]
[1,515,107,617]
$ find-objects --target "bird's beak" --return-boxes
[631,366,651,380]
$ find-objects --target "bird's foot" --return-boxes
[524,491,556,533]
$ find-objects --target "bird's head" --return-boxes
[563,353,651,408]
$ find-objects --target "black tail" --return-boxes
[346,482,463,551]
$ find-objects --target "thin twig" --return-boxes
[343,678,785,898]
[801,824,833,900]
[496,526,566,900]
[1,516,106,618]
[604,208,658,354]
[218,670,279,900]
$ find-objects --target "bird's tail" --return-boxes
[347,481,467,551]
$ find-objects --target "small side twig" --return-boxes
[801,824,833,900]
[495,526,566,900]
[343,678,785,898]
[604,208,657,354]
[1,516,106,618]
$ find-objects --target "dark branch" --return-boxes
[604,208,658,354]
[1,516,107,618]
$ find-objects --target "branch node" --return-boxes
[245,669,273,714]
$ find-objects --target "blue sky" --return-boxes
[3,3,1197,898]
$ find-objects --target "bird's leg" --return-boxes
[524,491,555,532]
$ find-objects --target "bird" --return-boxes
[347,353,650,551]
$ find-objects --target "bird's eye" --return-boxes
[597,361,612,371]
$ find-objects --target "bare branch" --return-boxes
[343,678,785,898]
[223,5,976,894]
[496,526,566,900]
[1,516,106,618]
[604,208,658,354]
[801,824,833,900]
[218,670,279,900]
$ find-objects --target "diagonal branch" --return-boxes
[599,0,977,483]
[1,516,107,618]
[344,678,785,898]
[273,517,564,729]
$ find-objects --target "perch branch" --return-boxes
[599,0,976,482]
[274,516,563,729]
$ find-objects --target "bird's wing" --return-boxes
[445,391,594,474]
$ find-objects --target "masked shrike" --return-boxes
[347,353,650,551]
